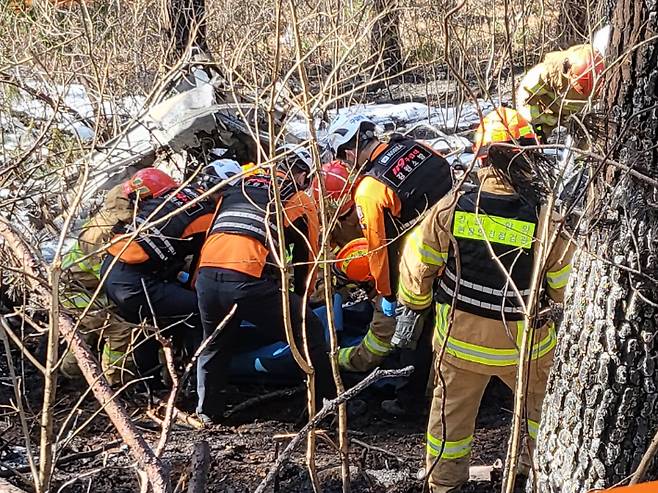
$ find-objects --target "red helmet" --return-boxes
[567,47,605,97]
[123,168,178,199]
[312,161,354,217]
[334,238,373,283]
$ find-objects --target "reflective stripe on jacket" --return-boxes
[108,186,215,267]
[397,167,574,373]
[354,137,452,296]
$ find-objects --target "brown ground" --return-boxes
[0,351,522,493]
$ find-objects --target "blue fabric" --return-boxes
[380,297,398,317]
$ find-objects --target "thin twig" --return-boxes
[253,366,414,493]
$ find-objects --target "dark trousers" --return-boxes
[195,267,335,417]
[101,256,201,379]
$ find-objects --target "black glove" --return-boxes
[391,306,428,350]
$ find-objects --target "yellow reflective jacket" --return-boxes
[516,44,595,131]
[62,183,133,289]
[397,167,575,373]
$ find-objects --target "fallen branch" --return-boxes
[186,441,210,493]
[152,397,204,430]
[0,220,172,493]
[253,366,414,493]
[224,386,305,418]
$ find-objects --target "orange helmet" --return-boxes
[312,161,355,217]
[474,107,538,157]
[567,48,604,97]
[334,238,373,283]
[123,168,178,199]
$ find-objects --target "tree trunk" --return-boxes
[168,0,208,59]
[370,0,403,82]
[533,1,658,492]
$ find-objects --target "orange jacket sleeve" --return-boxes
[353,176,401,297]
[283,191,320,295]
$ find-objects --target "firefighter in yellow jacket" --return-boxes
[516,44,604,141]
[395,108,575,492]
[60,182,134,385]
[325,115,454,372]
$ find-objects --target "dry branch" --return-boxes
[0,220,172,493]
[224,386,305,418]
[186,441,211,493]
[254,365,414,493]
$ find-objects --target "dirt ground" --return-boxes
[0,351,523,493]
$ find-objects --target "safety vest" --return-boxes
[434,191,539,321]
[365,136,453,291]
[208,174,297,253]
[113,187,215,266]
[365,136,453,228]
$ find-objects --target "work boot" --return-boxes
[416,468,463,493]
[196,412,222,428]
[381,398,407,417]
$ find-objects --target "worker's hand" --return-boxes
[391,306,428,350]
[380,297,397,317]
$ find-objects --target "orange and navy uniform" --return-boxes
[354,136,453,297]
[107,186,216,272]
[199,173,320,294]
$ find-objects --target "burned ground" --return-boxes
[1,345,520,493]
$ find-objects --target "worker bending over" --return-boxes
[102,167,217,386]
[325,114,453,373]
[517,44,604,141]
[195,145,335,425]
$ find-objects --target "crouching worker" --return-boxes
[60,183,135,386]
[396,108,574,492]
[101,167,217,387]
[324,114,453,373]
[195,145,335,425]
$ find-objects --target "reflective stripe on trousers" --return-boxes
[426,432,472,459]
[362,328,392,357]
[434,303,557,367]
[338,346,355,370]
[528,419,539,440]
[102,345,127,365]
[546,263,572,289]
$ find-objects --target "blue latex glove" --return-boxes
[380,297,398,317]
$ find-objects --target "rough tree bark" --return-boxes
[371,0,403,82]
[533,1,658,492]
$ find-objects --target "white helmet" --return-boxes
[277,144,314,175]
[325,113,376,156]
[202,158,243,188]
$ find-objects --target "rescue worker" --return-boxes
[395,107,574,492]
[195,145,335,424]
[101,167,217,385]
[60,183,134,385]
[325,114,453,373]
[516,44,604,141]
